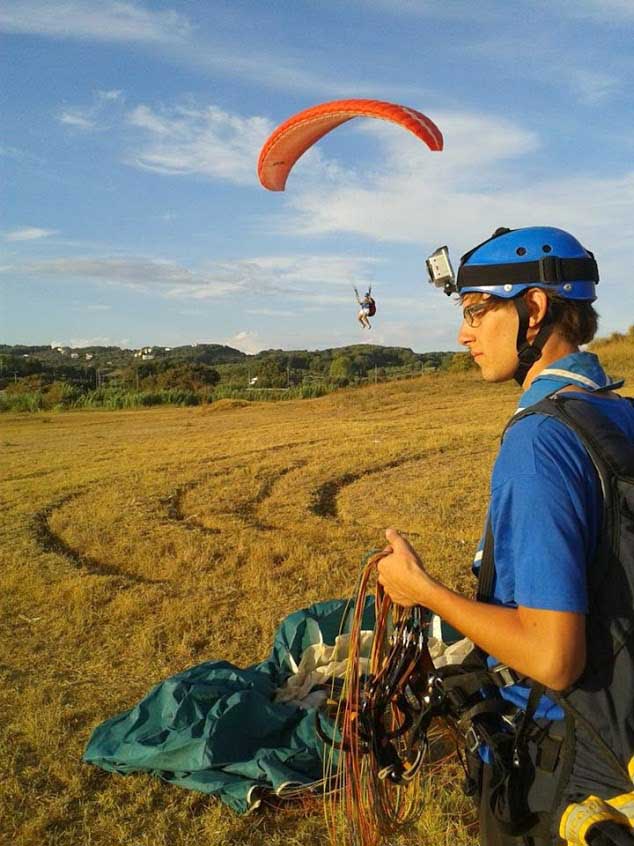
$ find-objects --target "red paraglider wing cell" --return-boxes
[257,98,443,192]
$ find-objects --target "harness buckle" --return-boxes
[491,663,519,687]
[465,725,480,754]
[502,707,523,730]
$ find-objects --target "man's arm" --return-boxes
[377,528,586,691]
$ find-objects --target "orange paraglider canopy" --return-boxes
[257,98,443,192]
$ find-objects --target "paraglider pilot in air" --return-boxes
[354,286,375,329]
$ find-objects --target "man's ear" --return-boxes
[525,288,549,329]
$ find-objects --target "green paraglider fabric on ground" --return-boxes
[83,598,375,813]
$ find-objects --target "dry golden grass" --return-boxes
[2,343,632,846]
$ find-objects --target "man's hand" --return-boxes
[376,527,435,608]
[378,529,586,689]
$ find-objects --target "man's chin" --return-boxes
[479,365,513,384]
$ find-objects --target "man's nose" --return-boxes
[457,319,474,347]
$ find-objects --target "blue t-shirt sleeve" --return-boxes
[488,415,599,613]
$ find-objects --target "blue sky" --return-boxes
[2,0,633,354]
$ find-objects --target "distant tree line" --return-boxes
[3,325,631,412]
[0,342,468,412]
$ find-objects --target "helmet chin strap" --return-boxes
[513,297,554,386]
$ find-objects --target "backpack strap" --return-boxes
[476,518,496,603]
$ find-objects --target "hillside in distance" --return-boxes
[3,326,630,411]
[0,341,450,368]
[0,342,247,370]
[0,342,454,387]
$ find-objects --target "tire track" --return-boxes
[160,473,224,534]
[310,447,482,519]
[4,467,72,483]
[31,493,165,585]
[160,440,326,530]
[234,461,308,530]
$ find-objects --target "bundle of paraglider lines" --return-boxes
[317,552,455,846]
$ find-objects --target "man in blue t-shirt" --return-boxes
[377,227,634,846]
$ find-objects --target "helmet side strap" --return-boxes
[513,297,554,386]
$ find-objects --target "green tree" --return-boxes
[329,355,353,383]
[352,354,369,377]
[254,356,289,387]
[287,352,311,370]
[444,352,476,372]
[155,364,220,391]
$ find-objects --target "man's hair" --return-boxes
[458,290,599,346]
[543,290,598,346]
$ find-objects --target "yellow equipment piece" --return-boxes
[560,789,634,846]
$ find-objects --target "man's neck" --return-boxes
[522,335,579,389]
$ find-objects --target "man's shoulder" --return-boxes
[494,409,590,485]
[497,393,634,485]
[511,393,634,444]
[504,407,577,449]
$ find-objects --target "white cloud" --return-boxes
[231,254,381,287]
[164,255,379,301]
[58,111,96,130]
[348,0,634,23]
[4,227,58,241]
[125,99,359,189]
[274,112,539,245]
[99,89,123,101]
[566,68,621,105]
[69,336,114,347]
[336,0,497,18]
[467,33,624,106]
[57,88,126,131]
[50,335,113,347]
[6,257,235,295]
[126,104,272,184]
[0,1,192,44]
[227,330,261,354]
[1,2,417,99]
[266,111,634,269]
[1,253,380,303]
[182,46,409,99]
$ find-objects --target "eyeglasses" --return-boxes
[462,301,495,328]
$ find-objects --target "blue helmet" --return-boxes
[457,226,598,301]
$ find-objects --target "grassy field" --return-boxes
[2,339,632,846]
